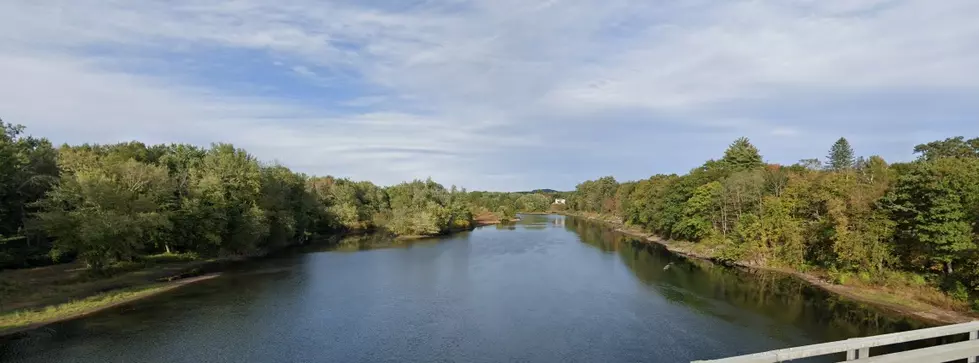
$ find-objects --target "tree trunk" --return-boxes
[721,204,728,236]
[945,261,954,275]
[165,243,171,254]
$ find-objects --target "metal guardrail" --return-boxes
[693,321,979,363]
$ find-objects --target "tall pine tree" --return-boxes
[722,137,764,171]
[827,137,855,171]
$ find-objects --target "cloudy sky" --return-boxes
[2,1,978,191]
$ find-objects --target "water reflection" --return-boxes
[1,214,935,363]
[564,216,928,343]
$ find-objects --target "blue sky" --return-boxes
[2,0,979,191]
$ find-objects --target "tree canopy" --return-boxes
[569,136,979,305]
[0,124,557,271]
[722,137,764,171]
[827,137,855,171]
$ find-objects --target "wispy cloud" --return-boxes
[1,0,978,190]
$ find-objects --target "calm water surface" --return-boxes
[1,215,925,362]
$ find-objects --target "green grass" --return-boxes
[0,284,169,333]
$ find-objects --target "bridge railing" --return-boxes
[693,320,979,363]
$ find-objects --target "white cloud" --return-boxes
[1,0,979,189]
[0,50,518,188]
[291,66,316,77]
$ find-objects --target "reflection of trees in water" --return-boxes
[564,216,928,343]
[565,217,624,253]
[313,232,475,252]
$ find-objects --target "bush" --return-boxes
[828,267,850,285]
[877,270,930,288]
[857,271,873,284]
[450,218,472,230]
[910,274,927,286]
[715,238,747,264]
[946,281,970,302]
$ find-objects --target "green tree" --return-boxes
[190,144,268,255]
[721,137,764,171]
[886,161,977,275]
[719,170,765,234]
[827,137,855,171]
[857,155,890,184]
[913,136,979,161]
[35,153,172,271]
[672,181,721,241]
[516,193,551,213]
[0,122,58,239]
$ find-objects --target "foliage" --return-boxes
[913,136,979,161]
[35,150,173,271]
[0,122,58,266]
[516,193,551,213]
[721,137,764,171]
[0,124,557,272]
[826,137,855,171]
[568,136,979,302]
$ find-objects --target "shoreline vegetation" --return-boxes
[0,208,537,337]
[0,214,524,336]
[3,209,965,337]
[394,211,510,240]
[0,121,564,338]
[0,274,218,338]
[563,211,977,324]
[563,136,979,325]
[0,252,246,337]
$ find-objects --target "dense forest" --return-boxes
[0,122,556,271]
[568,136,979,308]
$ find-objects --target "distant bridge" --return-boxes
[694,320,979,363]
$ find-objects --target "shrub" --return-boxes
[910,274,927,286]
[947,281,970,302]
[857,271,872,284]
[828,267,850,285]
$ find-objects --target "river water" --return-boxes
[0,214,925,362]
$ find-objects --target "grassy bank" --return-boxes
[0,274,217,336]
[561,211,978,325]
[0,225,491,335]
[0,254,215,312]
[0,252,238,337]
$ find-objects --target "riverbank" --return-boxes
[0,253,235,337]
[0,224,494,335]
[561,212,978,325]
[0,274,218,337]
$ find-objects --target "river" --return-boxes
[0,214,926,362]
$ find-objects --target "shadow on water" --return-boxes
[564,216,938,361]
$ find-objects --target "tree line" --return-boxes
[568,136,979,306]
[0,122,555,271]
